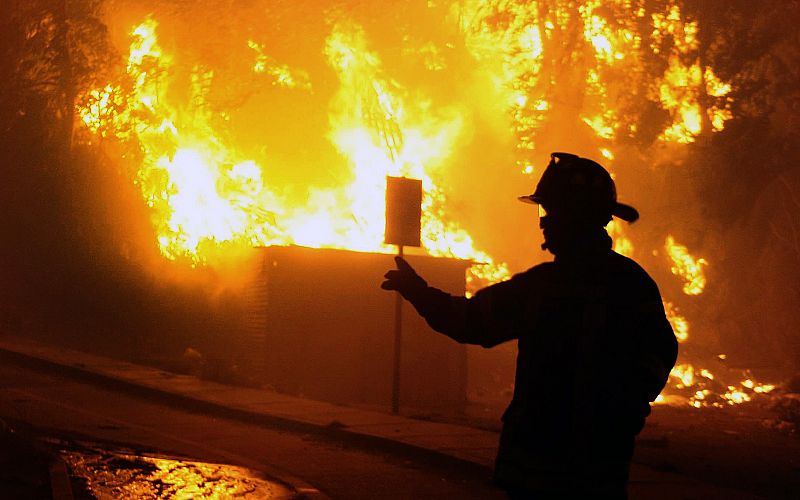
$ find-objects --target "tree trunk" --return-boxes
[54,0,74,154]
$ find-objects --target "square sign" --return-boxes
[385,176,422,247]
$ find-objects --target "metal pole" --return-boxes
[391,245,404,414]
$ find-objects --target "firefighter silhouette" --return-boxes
[382,152,678,498]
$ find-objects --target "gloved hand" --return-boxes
[381,256,427,299]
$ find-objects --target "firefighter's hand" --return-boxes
[381,256,427,298]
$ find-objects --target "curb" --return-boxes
[1,345,331,499]
[0,344,493,477]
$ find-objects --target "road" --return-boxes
[0,357,507,499]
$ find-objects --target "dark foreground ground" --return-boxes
[4,393,798,499]
[1,327,798,499]
[0,419,55,499]
[635,404,800,499]
[456,395,800,499]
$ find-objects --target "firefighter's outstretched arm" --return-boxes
[381,256,523,347]
[381,256,463,332]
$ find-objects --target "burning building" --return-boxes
[2,1,797,414]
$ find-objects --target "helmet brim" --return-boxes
[518,195,640,223]
[612,202,639,223]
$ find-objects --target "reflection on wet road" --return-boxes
[62,445,294,499]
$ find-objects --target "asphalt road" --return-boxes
[0,357,508,499]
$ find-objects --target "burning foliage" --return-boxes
[1,1,799,410]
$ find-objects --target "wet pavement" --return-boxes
[0,333,765,499]
[61,443,295,499]
[0,419,298,499]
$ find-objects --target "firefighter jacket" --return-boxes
[402,246,678,493]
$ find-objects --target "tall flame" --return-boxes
[75,3,775,408]
[77,17,509,285]
[665,235,708,296]
[651,4,733,143]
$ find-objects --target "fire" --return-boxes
[76,7,732,269]
[79,19,290,262]
[247,40,311,90]
[74,3,775,409]
[658,56,704,143]
[670,363,697,388]
[743,379,776,394]
[662,364,776,408]
[457,0,547,170]
[665,235,708,295]
[606,220,633,257]
[663,301,689,343]
[657,237,777,407]
[651,4,733,143]
[321,19,510,285]
[77,17,509,285]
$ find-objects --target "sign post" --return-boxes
[384,176,422,414]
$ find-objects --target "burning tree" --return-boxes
[2,0,798,406]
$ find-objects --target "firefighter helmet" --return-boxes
[518,152,639,223]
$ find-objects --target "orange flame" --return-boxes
[665,235,708,295]
[77,17,510,286]
[75,4,776,408]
